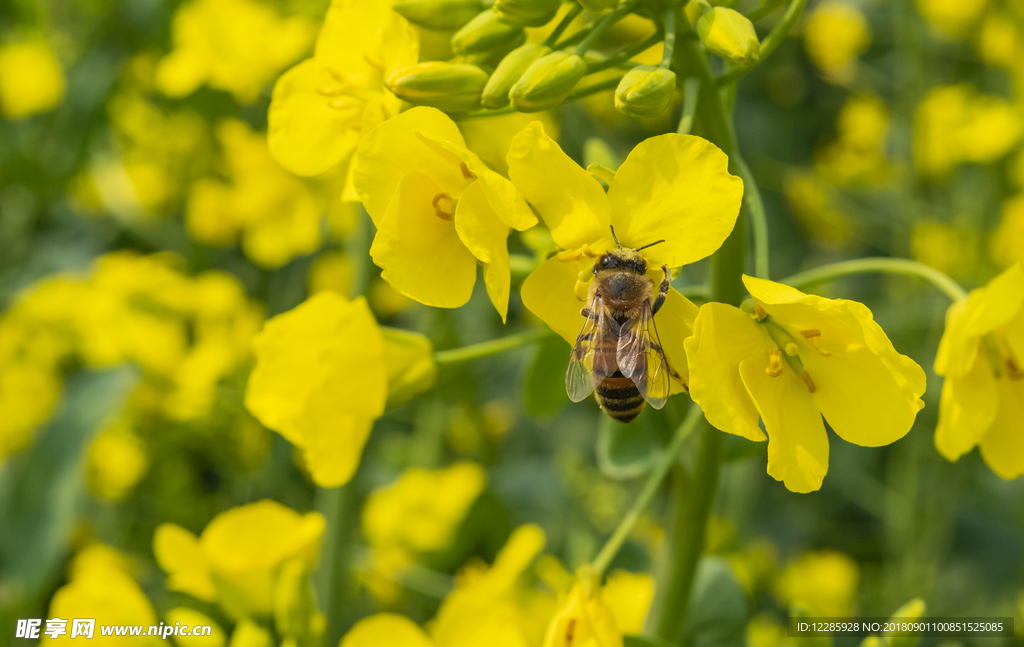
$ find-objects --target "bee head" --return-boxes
[594,227,664,274]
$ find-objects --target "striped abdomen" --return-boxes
[596,371,644,423]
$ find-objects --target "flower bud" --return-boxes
[481,42,551,108]
[392,0,485,31]
[509,51,586,113]
[386,62,488,113]
[614,65,676,118]
[697,7,761,66]
[451,9,525,56]
[494,0,560,27]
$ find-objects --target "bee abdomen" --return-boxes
[596,376,645,423]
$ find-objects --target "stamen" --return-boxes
[766,350,783,377]
[754,304,768,320]
[363,52,385,71]
[1007,356,1024,381]
[459,162,475,179]
[573,278,589,301]
[801,329,832,356]
[800,371,816,393]
[432,193,457,220]
[557,243,600,262]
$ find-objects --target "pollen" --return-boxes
[766,349,783,377]
[432,193,457,220]
[459,162,475,179]
[801,329,832,356]
[800,371,817,393]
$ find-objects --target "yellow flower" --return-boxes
[782,170,851,247]
[916,0,987,37]
[775,550,859,617]
[0,39,65,119]
[814,95,890,186]
[268,0,418,177]
[544,572,622,647]
[87,419,149,502]
[0,361,61,462]
[684,276,927,493]
[164,608,226,647]
[507,122,743,392]
[153,500,325,619]
[934,264,1024,479]
[353,107,537,321]
[340,614,434,647]
[803,1,870,84]
[914,85,1023,178]
[155,0,315,103]
[912,220,978,280]
[991,195,1024,271]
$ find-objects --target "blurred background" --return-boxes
[0,0,1023,645]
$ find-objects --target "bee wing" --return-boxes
[566,295,613,402]
[617,300,672,409]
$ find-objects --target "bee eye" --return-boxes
[599,255,615,269]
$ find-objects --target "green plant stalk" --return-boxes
[585,32,662,75]
[648,10,740,643]
[733,152,770,279]
[676,76,701,135]
[781,257,968,302]
[544,3,584,47]
[746,0,787,22]
[434,327,552,364]
[716,0,810,86]
[592,404,705,575]
[661,7,676,68]
[575,0,641,56]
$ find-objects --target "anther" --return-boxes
[754,304,768,320]
[432,193,457,220]
[460,162,475,179]
[557,243,600,262]
[1007,356,1024,381]
[363,52,385,71]
[572,278,589,301]
[800,371,816,393]
[801,329,832,356]
[766,350,783,377]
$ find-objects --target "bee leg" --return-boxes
[580,307,591,318]
[651,264,671,315]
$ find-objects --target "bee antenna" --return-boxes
[609,226,622,248]
[634,239,666,252]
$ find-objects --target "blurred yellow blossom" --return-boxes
[803,2,870,84]
[912,220,978,280]
[978,13,1017,68]
[0,361,61,461]
[268,0,418,177]
[0,39,65,119]
[87,418,150,502]
[165,608,225,647]
[544,570,622,647]
[814,95,890,186]
[991,196,1024,271]
[354,107,536,321]
[685,276,927,493]
[43,545,160,645]
[914,85,1022,178]
[598,570,655,635]
[340,614,434,647]
[156,0,315,103]
[308,251,354,296]
[154,500,325,619]
[916,0,987,37]
[775,550,859,617]
[185,119,323,269]
[934,264,1024,479]
[783,171,852,247]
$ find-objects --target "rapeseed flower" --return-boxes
[775,550,859,617]
[542,568,654,647]
[268,0,418,177]
[813,95,890,186]
[0,39,65,120]
[685,276,927,493]
[508,122,743,392]
[934,265,1024,479]
[353,107,536,320]
[991,195,1024,271]
[802,1,870,84]
[153,499,325,619]
[155,0,315,103]
[915,0,986,37]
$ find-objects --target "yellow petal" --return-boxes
[935,355,997,461]
[685,303,766,442]
[459,110,560,175]
[370,173,479,308]
[521,256,593,344]
[340,613,434,647]
[740,356,828,493]
[455,180,512,321]
[354,107,469,225]
[544,579,623,647]
[600,571,655,635]
[267,58,362,177]
[978,377,1024,479]
[301,392,376,487]
[607,134,743,267]
[153,524,217,602]
[165,607,226,647]
[935,264,1024,377]
[507,121,611,250]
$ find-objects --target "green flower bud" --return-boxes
[386,62,488,113]
[494,0,560,27]
[392,0,486,31]
[481,42,552,108]
[509,51,586,112]
[614,65,676,118]
[451,9,525,56]
[697,7,761,66]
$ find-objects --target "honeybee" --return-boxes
[566,227,681,423]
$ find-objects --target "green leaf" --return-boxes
[596,409,664,480]
[681,556,750,647]
[522,334,571,416]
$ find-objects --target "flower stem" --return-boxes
[575,0,641,56]
[733,152,770,279]
[433,327,553,365]
[544,3,584,48]
[676,76,701,135]
[781,257,968,302]
[585,32,661,75]
[746,0,787,22]
[716,0,810,86]
[660,8,676,68]
[592,405,704,575]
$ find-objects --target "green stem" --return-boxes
[781,258,968,302]
[660,8,676,68]
[716,0,810,86]
[733,152,770,279]
[433,327,552,365]
[745,0,787,21]
[592,405,704,575]
[575,0,640,56]
[544,3,584,47]
[676,76,701,135]
[586,32,662,75]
